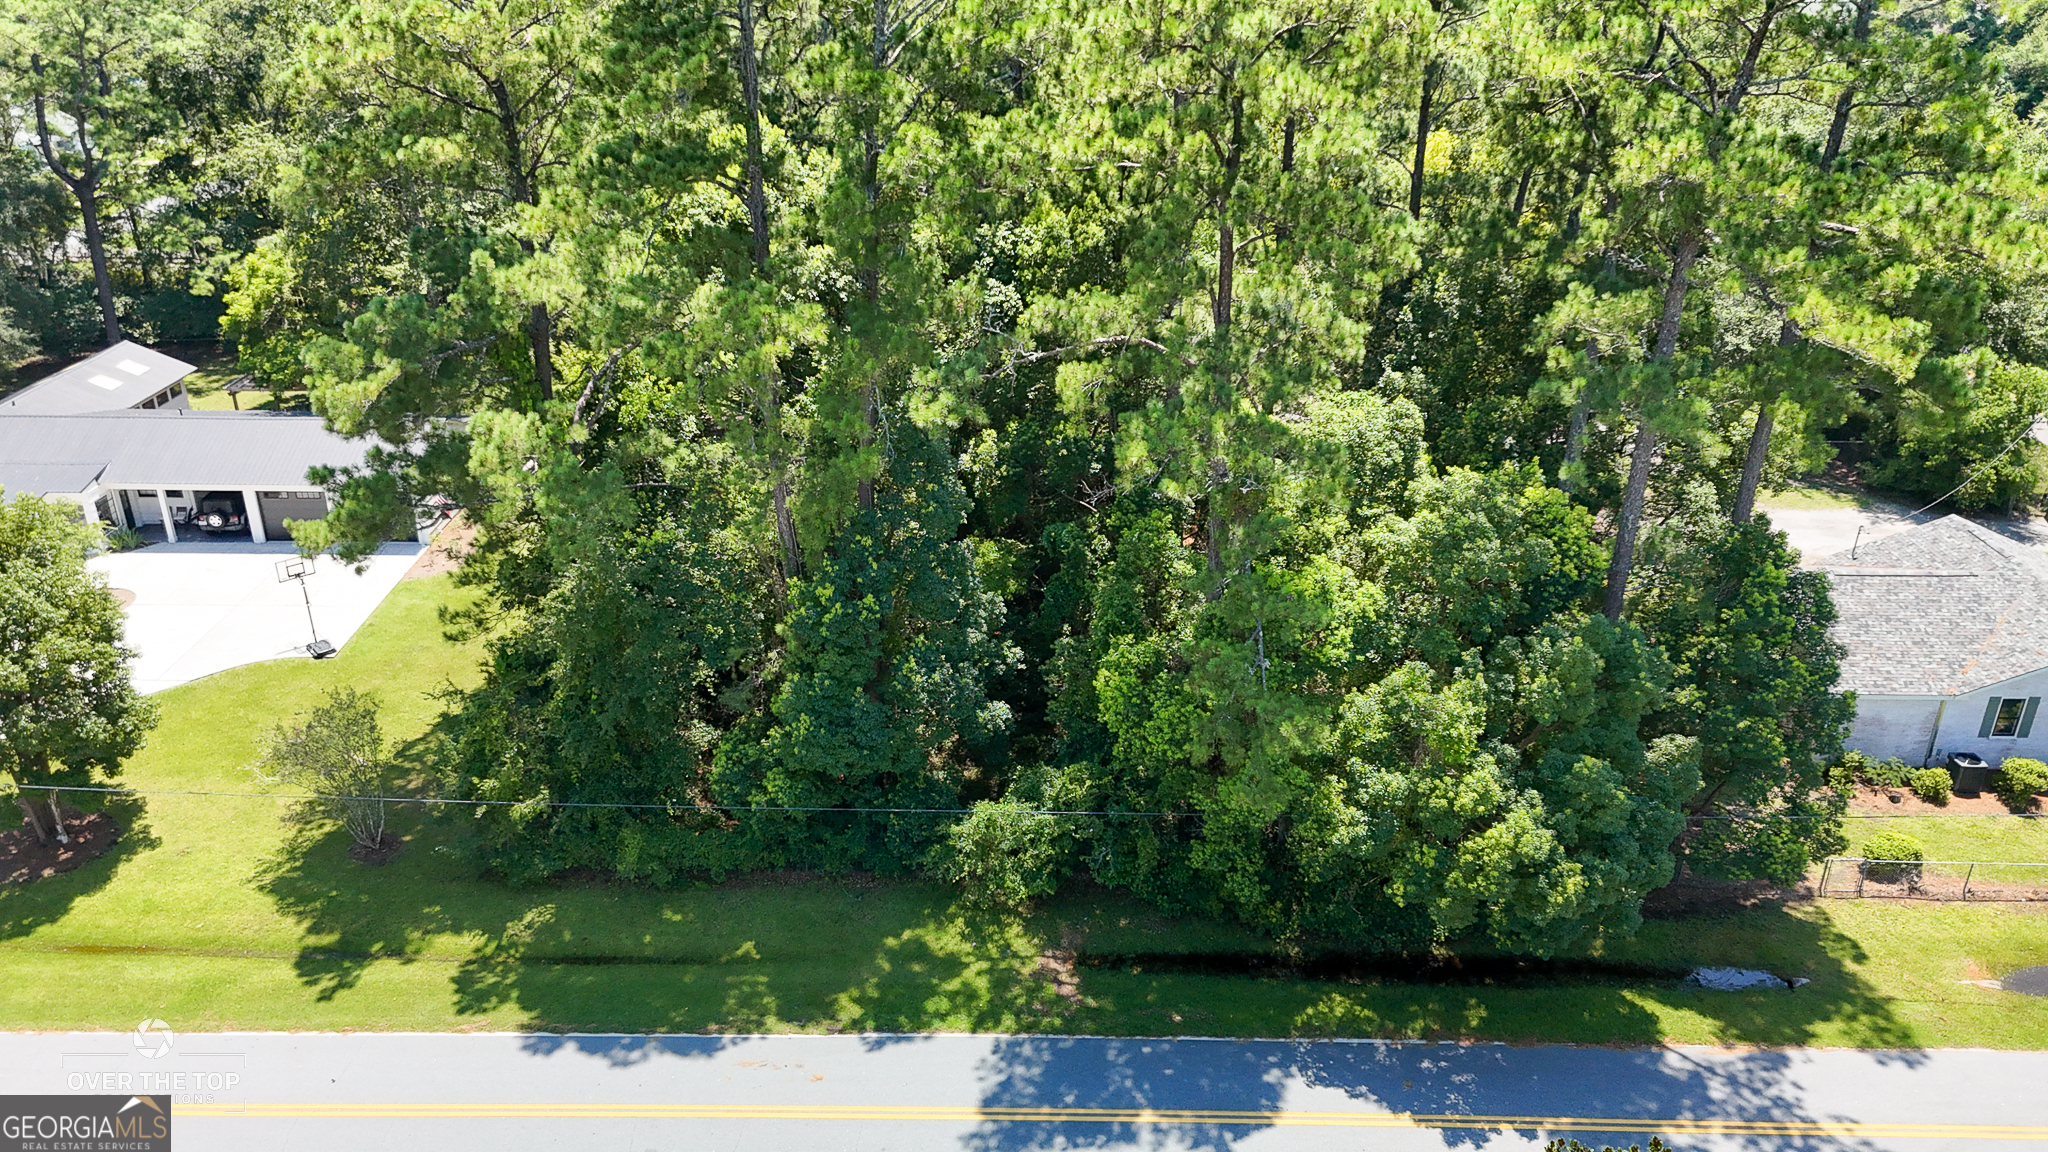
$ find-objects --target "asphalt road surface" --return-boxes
[6,1031,2048,1151]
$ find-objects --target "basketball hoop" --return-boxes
[275,556,335,657]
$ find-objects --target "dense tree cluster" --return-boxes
[10,0,2048,952]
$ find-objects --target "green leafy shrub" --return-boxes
[1546,1140,1667,1152]
[1910,766,1952,804]
[1829,750,1874,791]
[1997,757,2048,811]
[1861,830,1925,884]
[1869,757,1914,788]
[103,527,146,552]
[931,797,1073,910]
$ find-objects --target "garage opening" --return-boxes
[257,490,330,542]
[184,491,252,539]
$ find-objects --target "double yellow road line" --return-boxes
[177,1101,2048,1139]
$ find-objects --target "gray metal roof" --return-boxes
[0,411,369,492]
[0,461,108,497]
[1820,515,2048,696]
[1,342,198,415]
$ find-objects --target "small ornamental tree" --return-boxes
[0,493,156,842]
[257,688,391,852]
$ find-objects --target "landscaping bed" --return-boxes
[0,809,118,886]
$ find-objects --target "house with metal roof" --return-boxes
[1824,515,2048,767]
[0,346,375,543]
[1,341,198,415]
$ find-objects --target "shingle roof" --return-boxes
[0,411,369,492]
[1,342,197,415]
[1820,515,2048,696]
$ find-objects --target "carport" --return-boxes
[0,410,369,543]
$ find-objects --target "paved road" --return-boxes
[7,1032,2048,1151]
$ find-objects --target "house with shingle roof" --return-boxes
[1825,515,2048,766]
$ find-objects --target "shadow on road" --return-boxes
[964,1036,1919,1152]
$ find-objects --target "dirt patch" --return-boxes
[1819,866,2048,902]
[1,809,120,885]
[109,588,136,608]
[1642,873,1812,918]
[348,833,404,865]
[404,517,474,580]
[1848,782,2023,816]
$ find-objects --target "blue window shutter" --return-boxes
[2022,698,2043,739]
[1980,697,2004,739]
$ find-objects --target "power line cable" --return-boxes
[25,784,1174,818]
[1900,411,2048,519]
[23,784,2043,822]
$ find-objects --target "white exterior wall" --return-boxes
[1928,669,2048,767]
[1847,695,1945,764]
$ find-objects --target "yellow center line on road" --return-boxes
[175,1103,2048,1138]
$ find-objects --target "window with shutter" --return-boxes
[2022,698,2043,739]
[1992,697,2032,737]
[1982,697,2005,738]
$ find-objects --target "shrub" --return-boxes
[1828,750,1873,792]
[1997,757,2048,811]
[1909,766,1952,805]
[103,527,146,552]
[1870,757,1914,788]
[931,797,1074,910]
[1861,830,1925,884]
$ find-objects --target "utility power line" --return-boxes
[24,784,2046,822]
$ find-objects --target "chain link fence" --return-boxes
[1817,856,2048,901]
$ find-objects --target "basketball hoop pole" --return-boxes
[276,556,329,656]
[297,574,320,648]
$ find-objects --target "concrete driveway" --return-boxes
[1758,498,2048,566]
[88,540,422,694]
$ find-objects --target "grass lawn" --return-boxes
[1845,814,2048,888]
[175,345,310,413]
[4,575,2048,1045]
[1755,478,1914,513]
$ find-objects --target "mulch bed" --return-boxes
[1,808,120,885]
[403,518,474,581]
[1848,782,2026,817]
[349,833,404,865]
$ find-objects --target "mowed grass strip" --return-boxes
[2,574,2046,1045]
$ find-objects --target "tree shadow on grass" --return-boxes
[254,805,1921,1136]
[0,792,159,941]
[252,806,479,1000]
[445,893,1084,1035]
[256,800,1085,1028]
[1624,901,1919,1051]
